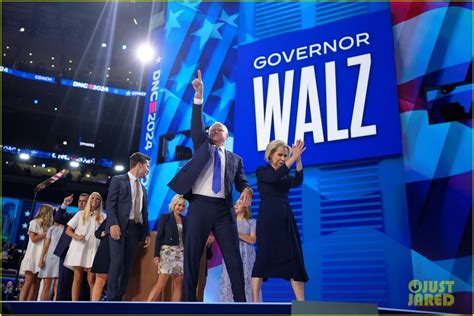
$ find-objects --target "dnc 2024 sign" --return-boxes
[234,10,402,171]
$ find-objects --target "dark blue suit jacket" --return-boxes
[105,173,150,238]
[154,213,187,257]
[53,206,74,258]
[168,103,250,218]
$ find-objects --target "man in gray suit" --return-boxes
[106,152,151,301]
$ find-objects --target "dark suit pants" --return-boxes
[107,222,143,301]
[183,195,245,302]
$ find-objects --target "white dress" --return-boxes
[19,219,46,275]
[63,211,106,270]
[38,225,63,278]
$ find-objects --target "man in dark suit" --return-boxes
[168,70,253,302]
[106,152,151,301]
[53,193,89,301]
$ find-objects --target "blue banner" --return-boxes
[234,10,402,171]
[0,66,55,84]
[138,27,165,187]
[60,79,146,97]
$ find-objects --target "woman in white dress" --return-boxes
[64,192,105,301]
[38,222,63,300]
[19,204,54,301]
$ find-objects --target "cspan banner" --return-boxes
[234,9,402,171]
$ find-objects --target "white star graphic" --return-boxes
[22,223,27,229]
[24,211,31,217]
[219,10,238,27]
[19,235,25,241]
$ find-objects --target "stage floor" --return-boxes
[2,301,439,315]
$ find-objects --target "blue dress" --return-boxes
[252,164,308,282]
[219,219,257,302]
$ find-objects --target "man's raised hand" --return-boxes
[192,69,203,100]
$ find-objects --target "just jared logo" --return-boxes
[408,279,455,307]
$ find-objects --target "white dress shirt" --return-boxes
[192,144,226,199]
[128,172,143,222]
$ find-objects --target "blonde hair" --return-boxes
[82,192,103,224]
[34,204,54,232]
[264,140,291,163]
[168,194,186,212]
[242,204,252,220]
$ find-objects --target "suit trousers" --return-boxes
[183,195,245,302]
[107,221,143,301]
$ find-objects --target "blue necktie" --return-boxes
[212,147,222,194]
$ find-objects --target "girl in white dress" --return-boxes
[19,204,54,301]
[38,222,63,300]
[64,192,106,301]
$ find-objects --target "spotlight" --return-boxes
[51,64,55,68]
[133,18,138,25]
[122,44,127,50]
[62,141,68,145]
[28,52,32,56]
[33,164,36,168]
[47,169,51,172]
[51,57,55,60]
[136,43,155,63]
[19,153,30,160]
[20,27,25,32]
[5,161,9,164]
[54,107,58,111]
[33,99,39,105]
[70,161,80,168]
[3,53,6,57]
[114,165,125,172]
[86,174,91,178]
[101,42,107,48]
[41,163,46,168]
[29,60,33,64]
[69,60,72,63]
[6,46,9,49]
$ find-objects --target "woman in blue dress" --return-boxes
[219,198,258,302]
[251,139,308,302]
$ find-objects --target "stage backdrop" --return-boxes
[139,1,472,313]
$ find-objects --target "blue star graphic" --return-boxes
[179,2,199,12]
[219,10,238,27]
[211,75,235,111]
[22,223,27,229]
[171,62,196,92]
[24,211,31,217]
[165,10,184,38]
[192,18,215,50]
[19,235,25,241]
[163,88,181,103]
[211,22,225,40]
